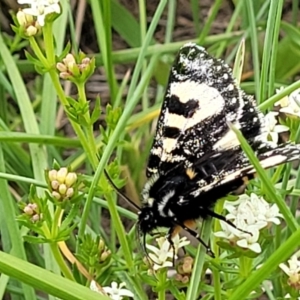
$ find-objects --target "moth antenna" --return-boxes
[104,169,141,211]
[137,224,154,266]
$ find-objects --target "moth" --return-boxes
[107,42,300,254]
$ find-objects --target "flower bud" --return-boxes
[98,239,105,252]
[57,167,68,183]
[65,172,77,187]
[63,54,76,68]
[51,180,59,190]
[66,187,74,198]
[288,274,300,289]
[16,10,41,36]
[31,214,40,222]
[182,262,192,274]
[24,203,38,215]
[177,264,184,274]
[52,191,61,200]
[24,206,34,215]
[30,203,38,211]
[56,62,67,72]
[58,183,67,195]
[26,25,38,36]
[17,10,34,26]
[175,274,183,282]
[100,250,111,262]
[48,169,57,181]
[59,72,71,79]
[181,275,189,284]
[57,53,95,82]
[81,57,91,66]
[183,256,193,265]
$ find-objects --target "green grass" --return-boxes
[1,1,300,299]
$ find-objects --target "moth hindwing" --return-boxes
[137,42,300,252]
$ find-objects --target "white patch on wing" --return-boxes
[151,147,162,156]
[213,124,241,151]
[259,155,287,168]
[162,138,177,153]
[168,82,225,130]
[166,113,188,130]
[163,154,185,163]
[169,81,202,103]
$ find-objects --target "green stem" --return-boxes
[52,206,63,237]
[41,221,52,239]
[239,255,252,278]
[186,218,212,300]
[31,21,98,168]
[28,37,49,68]
[77,82,98,159]
[77,83,87,106]
[212,201,222,300]
[40,209,74,280]
[48,69,68,106]
[48,69,98,168]
[157,269,167,300]
[49,243,75,281]
[43,22,56,65]
[104,191,134,270]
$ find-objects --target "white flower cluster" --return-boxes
[90,280,134,300]
[214,193,283,253]
[17,0,60,27]
[276,87,300,118]
[146,235,190,271]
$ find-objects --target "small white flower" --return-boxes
[215,219,262,253]
[275,88,300,118]
[247,193,283,226]
[18,0,60,26]
[93,281,134,300]
[214,219,241,240]
[171,235,190,253]
[90,280,102,293]
[264,203,283,225]
[263,111,289,144]
[280,254,300,276]
[223,194,282,227]
[280,254,300,289]
[235,224,261,253]
[284,293,300,299]
[146,235,190,271]
[146,239,174,271]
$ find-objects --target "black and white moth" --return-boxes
[107,42,300,253]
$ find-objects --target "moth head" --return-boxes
[137,206,157,234]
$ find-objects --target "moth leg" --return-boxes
[176,222,215,258]
[166,228,177,265]
[204,208,251,235]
